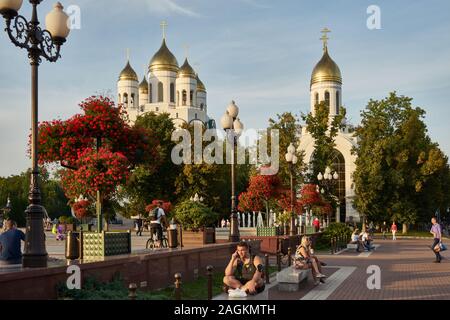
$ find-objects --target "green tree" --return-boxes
[118,112,179,218]
[353,92,450,232]
[301,101,346,208]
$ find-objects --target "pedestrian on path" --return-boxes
[391,222,397,240]
[430,217,442,263]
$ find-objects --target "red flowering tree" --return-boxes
[298,184,332,217]
[36,96,159,226]
[237,174,283,215]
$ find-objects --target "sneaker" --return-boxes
[316,273,327,278]
[319,278,325,283]
[433,260,441,263]
[320,262,327,266]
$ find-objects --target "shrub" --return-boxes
[315,222,352,248]
[173,199,218,231]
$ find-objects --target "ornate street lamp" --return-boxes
[0,1,70,267]
[221,100,244,242]
[317,166,339,227]
[285,143,298,236]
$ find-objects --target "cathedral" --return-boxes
[116,25,215,129]
[298,29,359,223]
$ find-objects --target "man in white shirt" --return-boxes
[360,230,374,251]
[150,201,168,244]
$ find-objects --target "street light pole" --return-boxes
[0,1,70,267]
[285,143,298,236]
[221,101,243,243]
[317,166,339,227]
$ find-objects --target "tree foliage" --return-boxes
[353,92,450,226]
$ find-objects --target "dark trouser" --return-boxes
[432,238,442,261]
[150,223,163,241]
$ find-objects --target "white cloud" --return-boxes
[144,0,201,17]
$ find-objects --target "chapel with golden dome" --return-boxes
[298,28,359,224]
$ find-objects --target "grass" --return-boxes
[57,266,279,300]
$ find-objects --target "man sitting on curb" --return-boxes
[223,241,265,295]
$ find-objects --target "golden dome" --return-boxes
[311,48,342,86]
[196,74,206,92]
[139,76,148,92]
[149,39,179,73]
[118,61,138,82]
[178,58,196,78]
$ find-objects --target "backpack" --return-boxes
[152,207,159,221]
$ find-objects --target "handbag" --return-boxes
[439,242,447,251]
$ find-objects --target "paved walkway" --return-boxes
[215,238,450,300]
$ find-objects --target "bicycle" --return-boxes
[146,230,168,249]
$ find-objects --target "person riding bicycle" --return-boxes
[150,201,168,246]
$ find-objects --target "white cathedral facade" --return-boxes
[298,31,359,223]
[116,37,215,129]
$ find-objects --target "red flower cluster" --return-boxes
[237,174,282,212]
[298,184,332,216]
[35,96,160,203]
[72,199,93,219]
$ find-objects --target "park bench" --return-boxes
[276,266,311,292]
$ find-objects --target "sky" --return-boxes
[0,0,450,177]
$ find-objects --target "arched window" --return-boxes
[131,93,135,108]
[190,90,194,106]
[170,83,175,103]
[336,91,340,114]
[324,91,330,106]
[315,92,319,106]
[177,91,179,106]
[123,93,128,108]
[195,113,198,119]
[156,107,159,112]
[149,84,152,103]
[200,103,204,111]
[118,94,121,104]
[158,82,163,102]
[182,90,187,106]
[176,113,178,118]
[330,149,346,222]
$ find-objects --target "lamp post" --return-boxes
[0,0,70,267]
[285,143,298,236]
[317,166,339,227]
[220,101,243,243]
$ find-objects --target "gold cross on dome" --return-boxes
[160,20,168,39]
[126,48,130,61]
[320,27,331,51]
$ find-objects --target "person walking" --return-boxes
[430,217,442,263]
[382,221,387,240]
[391,221,397,240]
[135,213,143,236]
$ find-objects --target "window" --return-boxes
[190,90,193,106]
[170,83,175,103]
[156,107,159,112]
[336,91,340,114]
[195,113,198,119]
[149,84,152,103]
[118,94,121,104]
[131,93,135,108]
[182,90,187,106]
[315,92,319,106]
[177,91,179,106]
[158,82,163,102]
[176,113,178,118]
[325,91,330,107]
[123,93,128,108]
[200,103,204,111]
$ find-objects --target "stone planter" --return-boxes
[81,231,131,259]
[182,227,215,246]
